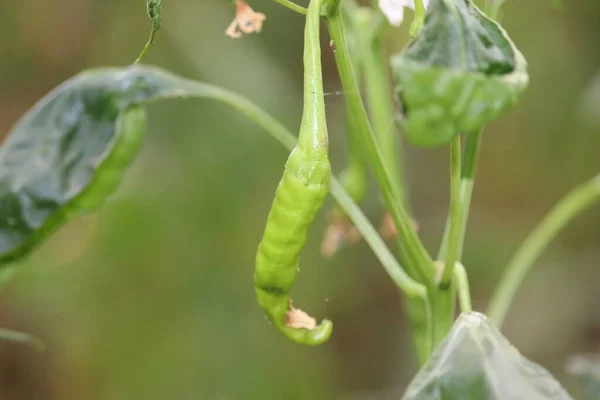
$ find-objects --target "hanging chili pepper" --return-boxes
[254,0,333,345]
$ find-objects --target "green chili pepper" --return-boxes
[254,0,333,345]
[390,0,528,147]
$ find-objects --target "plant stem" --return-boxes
[432,137,464,349]
[404,294,433,365]
[488,174,600,327]
[434,132,481,348]
[135,1,162,64]
[441,136,462,285]
[457,132,481,255]
[353,6,433,363]
[171,78,427,300]
[357,12,407,209]
[328,8,453,361]
[330,179,427,298]
[438,132,482,261]
[272,0,309,15]
[410,0,426,37]
[326,11,435,286]
[325,0,342,16]
[454,262,472,313]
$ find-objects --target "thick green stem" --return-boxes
[325,0,342,16]
[435,133,482,345]
[359,25,430,361]
[348,4,430,363]
[404,295,433,365]
[441,137,462,285]
[326,11,435,285]
[431,137,464,349]
[434,132,481,348]
[410,0,426,37]
[454,262,472,313]
[456,132,481,258]
[327,8,447,362]
[335,106,368,210]
[488,174,600,327]
[332,1,368,215]
[438,132,481,261]
[357,14,407,209]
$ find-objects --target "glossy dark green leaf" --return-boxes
[390,0,529,147]
[0,65,245,266]
[566,353,600,399]
[402,312,574,400]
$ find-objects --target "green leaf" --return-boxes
[566,353,600,399]
[402,312,574,400]
[0,65,254,266]
[390,0,529,147]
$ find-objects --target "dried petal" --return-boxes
[225,20,242,39]
[285,302,317,330]
[379,211,420,240]
[226,0,266,39]
[321,216,362,257]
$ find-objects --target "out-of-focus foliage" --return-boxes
[0,0,598,399]
[566,353,600,399]
[577,72,600,130]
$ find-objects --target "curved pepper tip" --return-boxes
[280,302,333,346]
[306,319,333,345]
[282,318,333,346]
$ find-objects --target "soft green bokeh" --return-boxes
[0,0,598,398]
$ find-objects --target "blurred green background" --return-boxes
[0,0,599,398]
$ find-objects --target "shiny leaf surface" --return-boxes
[402,312,574,400]
[0,65,243,265]
[391,0,529,147]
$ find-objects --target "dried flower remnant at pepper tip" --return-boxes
[226,0,266,39]
[379,0,429,27]
[285,300,318,330]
